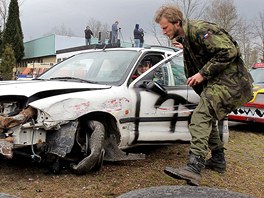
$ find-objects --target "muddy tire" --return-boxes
[71,120,105,174]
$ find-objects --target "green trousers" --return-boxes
[189,95,224,158]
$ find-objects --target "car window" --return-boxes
[250,68,264,84]
[132,54,164,80]
[152,54,186,87]
[171,56,187,85]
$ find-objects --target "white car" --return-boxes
[0,47,229,174]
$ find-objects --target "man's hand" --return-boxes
[187,73,205,87]
[172,41,183,49]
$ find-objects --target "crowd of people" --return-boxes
[84,21,145,47]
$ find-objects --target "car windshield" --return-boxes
[39,50,138,85]
[250,68,264,84]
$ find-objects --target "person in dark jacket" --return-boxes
[139,28,144,47]
[84,26,94,45]
[133,24,141,47]
[155,4,253,186]
[111,21,119,44]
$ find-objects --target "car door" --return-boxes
[128,52,199,143]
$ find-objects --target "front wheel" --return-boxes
[71,120,105,174]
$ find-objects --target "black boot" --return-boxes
[205,148,226,173]
[164,154,205,186]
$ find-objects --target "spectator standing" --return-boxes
[154,4,253,186]
[133,24,141,47]
[111,21,119,44]
[84,26,94,46]
[139,28,144,47]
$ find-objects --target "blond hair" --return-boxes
[154,4,183,24]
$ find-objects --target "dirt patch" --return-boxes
[0,123,263,198]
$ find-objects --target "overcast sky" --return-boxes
[19,0,264,44]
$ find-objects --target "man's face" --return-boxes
[159,17,181,40]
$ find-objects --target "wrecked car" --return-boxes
[228,63,264,123]
[0,47,229,174]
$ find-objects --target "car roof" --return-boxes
[81,45,180,53]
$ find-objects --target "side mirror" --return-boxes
[146,81,167,96]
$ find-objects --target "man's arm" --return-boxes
[195,23,238,80]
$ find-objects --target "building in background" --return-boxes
[22,34,90,67]
[21,34,135,65]
[17,33,144,79]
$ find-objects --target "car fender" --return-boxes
[29,87,132,121]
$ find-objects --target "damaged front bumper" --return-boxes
[0,103,74,159]
[0,99,145,174]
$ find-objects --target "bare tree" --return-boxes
[0,0,24,30]
[149,21,166,46]
[236,19,255,66]
[44,24,76,37]
[171,0,207,19]
[252,11,264,62]
[86,18,109,38]
[203,0,241,37]
[0,0,10,29]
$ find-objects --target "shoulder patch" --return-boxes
[198,31,212,40]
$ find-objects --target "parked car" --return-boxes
[0,47,229,174]
[228,63,264,123]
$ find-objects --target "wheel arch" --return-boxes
[79,111,121,145]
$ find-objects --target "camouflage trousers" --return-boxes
[189,95,224,158]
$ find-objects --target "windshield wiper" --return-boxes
[49,77,98,84]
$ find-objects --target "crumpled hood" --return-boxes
[0,80,111,97]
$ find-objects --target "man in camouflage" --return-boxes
[155,4,253,186]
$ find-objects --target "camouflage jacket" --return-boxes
[180,19,253,120]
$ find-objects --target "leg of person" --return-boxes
[115,36,118,44]
[85,38,88,46]
[164,95,213,186]
[111,35,115,44]
[134,39,140,47]
[205,118,226,173]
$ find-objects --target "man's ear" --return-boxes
[175,20,181,26]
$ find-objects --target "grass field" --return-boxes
[0,122,263,198]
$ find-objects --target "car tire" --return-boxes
[70,120,105,174]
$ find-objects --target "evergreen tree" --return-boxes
[2,0,24,63]
[0,44,16,80]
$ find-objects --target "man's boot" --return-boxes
[205,148,226,173]
[164,154,205,186]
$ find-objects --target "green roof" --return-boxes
[24,34,56,59]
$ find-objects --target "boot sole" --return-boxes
[164,167,200,186]
[205,165,226,174]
